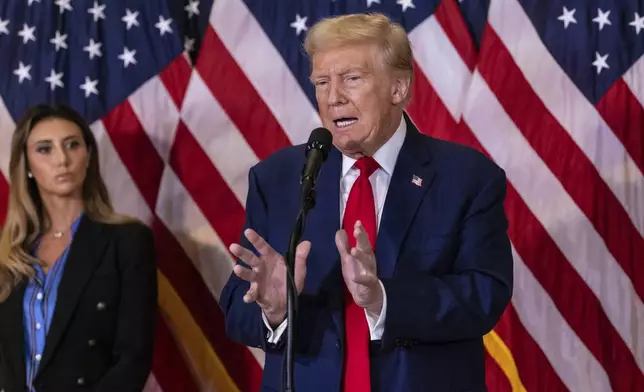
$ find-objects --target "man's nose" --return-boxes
[327,80,347,106]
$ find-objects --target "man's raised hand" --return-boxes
[229,228,311,326]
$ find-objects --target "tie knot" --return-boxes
[354,156,379,178]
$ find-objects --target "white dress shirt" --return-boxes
[263,117,407,343]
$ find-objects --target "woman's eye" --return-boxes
[65,140,80,149]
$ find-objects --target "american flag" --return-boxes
[0,0,642,391]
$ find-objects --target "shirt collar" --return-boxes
[341,115,407,177]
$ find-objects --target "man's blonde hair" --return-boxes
[304,13,413,83]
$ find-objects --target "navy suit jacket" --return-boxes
[220,114,513,392]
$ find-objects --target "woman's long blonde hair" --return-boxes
[0,104,137,302]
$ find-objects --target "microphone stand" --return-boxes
[283,184,316,392]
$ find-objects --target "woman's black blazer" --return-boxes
[0,215,158,392]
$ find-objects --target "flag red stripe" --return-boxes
[158,56,194,110]
[151,218,264,392]
[152,312,200,392]
[101,104,164,209]
[406,68,565,391]
[596,78,644,174]
[484,350,512,392]
[495,306,568,392]
[197,26,292,159]
[479,27,644,302]
[434,0,477,70]
[0,174,8,225]
[505,183,643,392]
[101,102,262,391]
[170,120,246,248]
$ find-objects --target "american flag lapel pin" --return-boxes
[411,175,423,187]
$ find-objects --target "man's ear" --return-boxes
[391,72,412,105]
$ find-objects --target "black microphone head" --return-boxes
[306,127,333,160]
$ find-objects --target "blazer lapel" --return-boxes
[4,281,27,390]
[375,115,436,278]
[37,215,109,373]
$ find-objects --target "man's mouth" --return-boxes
[333,117,358,128]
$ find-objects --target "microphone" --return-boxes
[300,127,333,208]
[283,127,332,392]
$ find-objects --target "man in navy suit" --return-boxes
[220,12,513,392]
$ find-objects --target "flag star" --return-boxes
[50,31,67,51]
[557,6,577,29]
[184,36,195,52]
[27,0,40,5]
[0,18,8,35]
[592,9,611,31]
[155,15,173,36]
[397,0,415,12]
[118,47,137,68]
[185,0,199,18]
[88,1,106,22]
[592,52,609,74]
[18,24,36,44]
[45,69,64,91]
[630,12,644,35]
[83,39,102,59]
[122,9,139,30]
[80,77,99,97]
[366,0,380,7]
[13,62,31,83]
[54,0,73,14]
[290,14,308,36]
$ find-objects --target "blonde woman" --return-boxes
[0,104,157,392]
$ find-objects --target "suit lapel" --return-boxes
[4,281,27,390]
[37,215,108,373]
[375,115,435,278]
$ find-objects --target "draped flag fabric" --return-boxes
[0,0,642,391]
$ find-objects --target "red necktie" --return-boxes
[342,156,379,392]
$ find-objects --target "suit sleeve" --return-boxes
[92,223,158,392]
[219,167,277,352]
[380,167,513,349]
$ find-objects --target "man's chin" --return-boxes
[333,138,366,158]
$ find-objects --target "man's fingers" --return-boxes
[295,240,312,262]
[233,264,255,282]
[352,273,373,286]
[245,228,276,258]
[335,229,351,259]
[353,221,373,253]
[243,281,259,303]
[229,243,262,267]
[294,241,311,293]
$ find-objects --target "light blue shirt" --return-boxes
[23,215,82,391]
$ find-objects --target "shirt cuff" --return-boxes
[262,311,288,344]
[365,279,387,340]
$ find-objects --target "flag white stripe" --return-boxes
[623,55,644,110]
[143,374,164,392]
[181,71,258,205]
[0,97,15,180]
[409,15,472,121]
[489,0,644,236]
[210,0,321,145]
[90,121,154,225]
[510,244,612,392]
[128,76,181,164]
[156,167,235,303]
[463,70,644,371]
